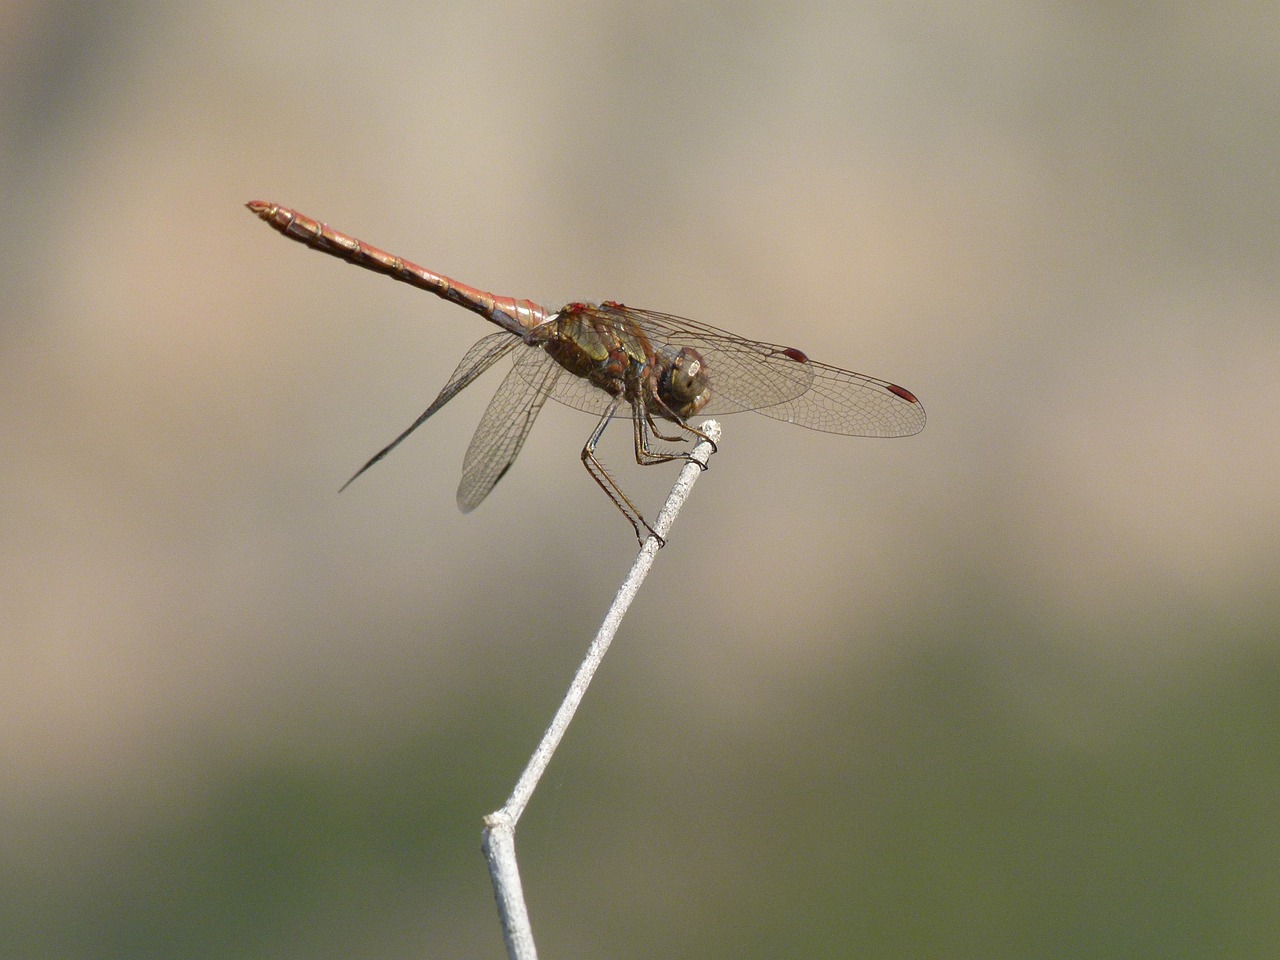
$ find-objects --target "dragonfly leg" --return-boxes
[583,402,663,546]
[631,399,716,471]
[643,412,689,445]
[670,416,719,457]
[631,409,690,467]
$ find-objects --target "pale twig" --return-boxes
[481,420,722,960]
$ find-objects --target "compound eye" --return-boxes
[661,347,711,415]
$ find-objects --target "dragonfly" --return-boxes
[246,201,926,542]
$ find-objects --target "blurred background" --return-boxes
[3,1,1278,957]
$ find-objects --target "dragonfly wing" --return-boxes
[505,303,924,436]
[457,348,563,512]
[586,306,924,436]
[341,332,519,490]
[741,357,926,436]
[509,337,623,418]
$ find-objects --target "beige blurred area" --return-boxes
[3,1,1278,957]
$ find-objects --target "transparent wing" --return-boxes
[526,304,924,437]
[515,346,630,420]
[456,347,565,512]
[737,354,926,436]
[341,332,519,491]
[615,306,925,437]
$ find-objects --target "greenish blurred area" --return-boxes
[6,610,1279,959]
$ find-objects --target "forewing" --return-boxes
[741,355,926,436]
[584,306,924,437]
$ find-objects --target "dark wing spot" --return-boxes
[885,383,919,403]
[781,347,809,363]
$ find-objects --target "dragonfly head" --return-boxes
[657,346,711,420]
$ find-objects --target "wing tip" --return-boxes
[885,382,920,404]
